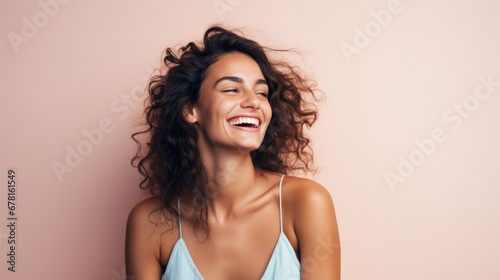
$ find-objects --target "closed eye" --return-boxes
[222,88,238,93]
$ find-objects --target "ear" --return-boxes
[182,104,198,124]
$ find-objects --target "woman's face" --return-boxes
[188,52,272,153]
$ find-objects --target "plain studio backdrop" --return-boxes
[1,0,499,279]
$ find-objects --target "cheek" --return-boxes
[263,103,273,121]
[202,101,229,128]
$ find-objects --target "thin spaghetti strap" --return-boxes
[177,198,182,238]
[279,174,285,233]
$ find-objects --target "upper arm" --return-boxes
[292,180,341,280]
[125,198,164,280]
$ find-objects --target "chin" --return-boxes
[232,142,263,154]
[239,138,264,150]
[235,146,259,154]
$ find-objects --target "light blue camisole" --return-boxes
[162,175,301,279]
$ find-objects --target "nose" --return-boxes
[240,90,260,109]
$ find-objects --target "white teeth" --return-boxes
[229,117,260,126]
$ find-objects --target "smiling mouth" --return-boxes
[228,117,260,128]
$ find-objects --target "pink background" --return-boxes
[1,0,500,279]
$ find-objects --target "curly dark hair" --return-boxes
[132,25,320,235]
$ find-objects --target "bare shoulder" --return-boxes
[127,196,177,239]
[280,175,338,235]
[126,196,178,278]
[281,175,334,212]
[127,196,163,231]
[282,175,341,279]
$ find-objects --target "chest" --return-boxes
[163,207,287,279]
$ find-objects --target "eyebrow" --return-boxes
[214,76,268,87]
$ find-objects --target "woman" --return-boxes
[126,26,340,279]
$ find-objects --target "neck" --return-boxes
[199,147,264,222]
